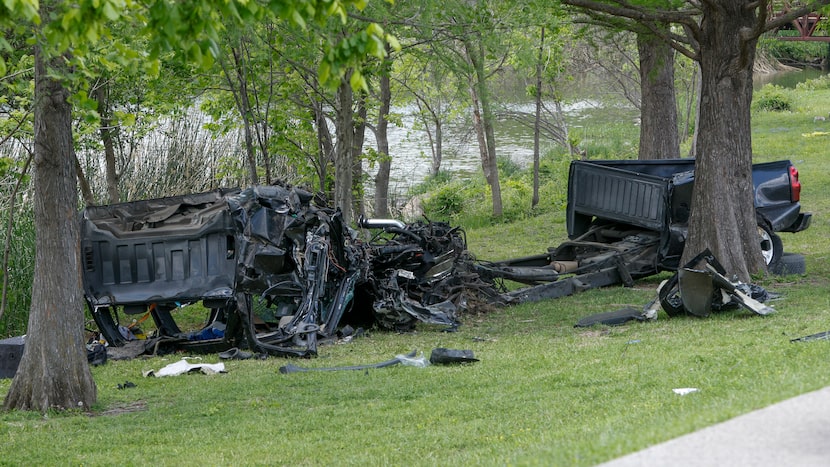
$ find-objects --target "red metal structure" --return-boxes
[769,1,830,41]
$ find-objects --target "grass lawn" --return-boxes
[2,86,830,466]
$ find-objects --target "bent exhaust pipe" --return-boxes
[357,215,407,230]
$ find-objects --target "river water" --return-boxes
[363,99,633,198]
[366,67,829,200]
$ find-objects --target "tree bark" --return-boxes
[682,1,764,280]
[222,45,259,185]
[532,26,544,208]
[637,31,680,160]
[334,76,354,224]
[373,58,392,218]
[312,84,333,194]
[465,38,503,217]
[351,93,367,220]
[95,80,120,203]
[74,155,95,206]
[3,45,97,412]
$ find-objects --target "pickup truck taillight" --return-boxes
[789,166,801,202]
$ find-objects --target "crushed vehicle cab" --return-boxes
[81,186,494,358]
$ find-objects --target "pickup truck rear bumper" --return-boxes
[781,212,812,233]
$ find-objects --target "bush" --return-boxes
[408,170,453,196]
[753,84,793,111]
[421,182,466,221]
[0,206,35,338]
[796,74,830,91]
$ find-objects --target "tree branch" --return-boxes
[763,0,830,33]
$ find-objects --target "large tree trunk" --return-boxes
[334,77,354,224]
[3,46,97,412]
[637,31,680,160]
[373,59,392,218]
[682,1,764,281]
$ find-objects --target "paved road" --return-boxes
[598,386,830,466]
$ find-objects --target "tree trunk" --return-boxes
[334,77,354,224]
[312,91,333,194]
[416,100,443,175]
[465,39,503,217]
[637,31,680,160]
[93,80,121,203]
[3,46,97,412]
[532,26,544,208]
[682,1,764,281]
[224,45,259,185]
[351,94,367,220]
[74,155,95,206]
[374,59,392,218]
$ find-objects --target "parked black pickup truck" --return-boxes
[566,158,811,271]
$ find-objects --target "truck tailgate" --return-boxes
[567,161,669,236]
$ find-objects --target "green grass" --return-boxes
[3,86,830,466]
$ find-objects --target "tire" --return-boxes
[757,223,783,267]
[770,252,806,276]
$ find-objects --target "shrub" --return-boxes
[421,182,466,221]
[796,74,830,91]
[753,84,793,112]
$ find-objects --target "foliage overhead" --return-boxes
[0,0,398,90]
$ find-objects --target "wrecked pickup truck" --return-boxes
[82,158,810,357]
[475,158,811,304]
[81,186,498,358]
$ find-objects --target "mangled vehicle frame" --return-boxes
[82,186,495,358]
[82,158,811,357]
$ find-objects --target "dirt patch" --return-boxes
[93,400,147,416]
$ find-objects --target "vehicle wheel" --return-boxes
[757,223,783,267]
[769,252,806,276]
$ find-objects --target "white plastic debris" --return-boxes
[395,353,430,368]
[144,359,226,377]
[673,387,699,395]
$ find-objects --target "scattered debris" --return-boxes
[791,331,830,342]
[0,335,25,379]
[575,306,650,327]
[278,350,418,374]
[659,250,775,318]
[673,388,699,396]
[86,342,107,366]
[144,359,226,377]
[116,381,136,390]
[575,250,776,325]
[396,352,430,367]
[429,348,479,364]
[218,348,253,360]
